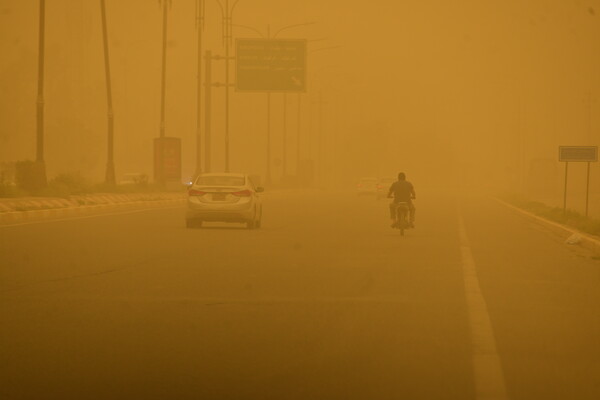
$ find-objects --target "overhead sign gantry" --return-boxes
[235,39,307,92]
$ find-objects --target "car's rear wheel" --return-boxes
[247,208,260,230]
[255,210,262,229]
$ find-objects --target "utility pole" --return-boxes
[35,0,47,188]
[100,0,115,185]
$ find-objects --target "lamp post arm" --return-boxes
[230,0,241,16]
[309,45,343,55]
[228,0,241,44]
[273,22,315,38]
[213,0,225,15]
[213,0,226,44]
[232,23,265,38]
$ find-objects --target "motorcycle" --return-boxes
[389,199,414,236]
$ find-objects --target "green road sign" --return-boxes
[236,39,307,92]
[559,146,598,162]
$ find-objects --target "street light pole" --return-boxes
[204,50,212,173]
[304,47,341,184]
[266,24,271,185]
[195,0,205,177]
[282,92,287,177]
[266,92,272,184]
[296,93,301,174]
[216,0,240,173]
[100,0,115,185]
[224,0,230,172]
[272,23,313,183]
[318,90,323,182]
[159,0,168,140]
[35,0,47,187]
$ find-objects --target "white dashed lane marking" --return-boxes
[458,211,509,400]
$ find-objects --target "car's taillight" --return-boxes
[188,189,206,196]
[232,189,252,197]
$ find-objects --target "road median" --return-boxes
[0,193,185,225]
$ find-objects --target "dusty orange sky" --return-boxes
[1,0,598,189]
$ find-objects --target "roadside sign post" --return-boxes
[586,161,591,216]
[563,161,569,213]
[559,146,598,216]
[236,39,307,184]
[154,137,182,189]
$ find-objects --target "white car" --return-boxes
[376,177,396,199]
[186,173,264,229]
[119,172,148,185]
[356,177,378,195]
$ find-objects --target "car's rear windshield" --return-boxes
[196,176,245,186]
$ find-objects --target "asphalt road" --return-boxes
[1,189,600,400]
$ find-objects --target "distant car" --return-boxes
[376,177,396,199]
[356,177,378,195]
[119,172,148,185]
[186,173,263,229]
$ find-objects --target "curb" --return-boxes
[493,197,600,255]
[0,198,185,225]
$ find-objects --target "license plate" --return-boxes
[212,193,226,201]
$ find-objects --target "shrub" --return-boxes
[40,173,91,197]
[500,192,600,237]
[15,160,46,193]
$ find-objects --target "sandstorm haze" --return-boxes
[1,0,599,190]
[4,2,600,399]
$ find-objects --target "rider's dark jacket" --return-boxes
[388,180,414,203]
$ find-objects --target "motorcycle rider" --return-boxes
[387,172,416,228]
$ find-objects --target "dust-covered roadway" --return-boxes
[1,189,600,400]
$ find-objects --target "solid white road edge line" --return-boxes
[0,206,183,228]
[458,212,509,400]
[493,197,600,248]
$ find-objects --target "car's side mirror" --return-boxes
[256,187,264,193]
